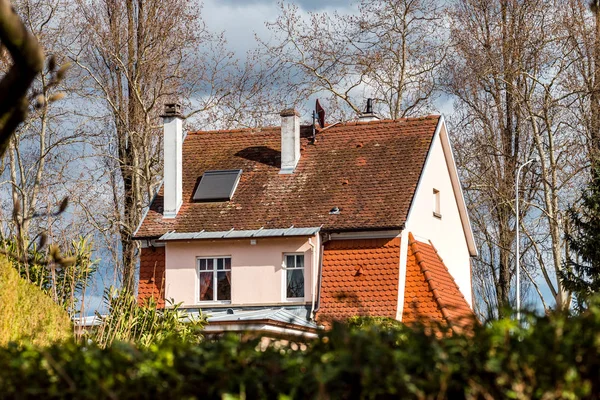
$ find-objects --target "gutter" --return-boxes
[309,233,321,320]
[311,233,326,320]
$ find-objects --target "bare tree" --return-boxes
[261,0,445,119]
[446,0,545,316]
[1,0,75,271]
[68,0,234,291]
[0,0,44,155]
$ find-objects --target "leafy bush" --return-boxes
[3,300,600,399]
[0,256,72,346]
[1,237,97,316]
[87,288,206,348]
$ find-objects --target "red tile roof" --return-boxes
[402,233,474,328]
[317,238,401,325]
[138,246,165,308]
[135,117,440,238]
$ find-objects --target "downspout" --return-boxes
[309,234,320,320]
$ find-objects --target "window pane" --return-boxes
[199,259,206,270]
[287,269,304,298]
[286,255,295,268]
[217,258,224,270]
[225,258,231,269]
[199,272,213,301]
[295,255,304,269]
[217,271,231,301]
[206,259,214,270]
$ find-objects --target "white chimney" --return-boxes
[280,108,301,174]
[162,103,183,218]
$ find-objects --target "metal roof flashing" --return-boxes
[157,226,321,242]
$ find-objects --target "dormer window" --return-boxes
[433,188,441,219]
[193,169,242,202]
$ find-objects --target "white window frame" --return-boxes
[433,188,441,219]
[196,256,232,304]
[282,253,305,301]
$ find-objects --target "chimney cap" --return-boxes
[359,98,380,121]
[161,102,183,118]
[280,108,300,117]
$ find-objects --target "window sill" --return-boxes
[182,301,310,309]
[285,298,305,302]
[433,212,442,219]
[197,300,231,305]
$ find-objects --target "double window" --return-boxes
[284,254,305,300]
[198,257,231,302]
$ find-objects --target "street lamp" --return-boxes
[515,158,536,322]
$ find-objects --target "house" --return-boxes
[133,103,478,337]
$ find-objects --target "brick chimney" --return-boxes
[161,103,183,218]
[280,108,300,174]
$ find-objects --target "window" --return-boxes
[193,170,242,202]
[198,257,231,302]
[433,188,441,218]
[284,254,304,300]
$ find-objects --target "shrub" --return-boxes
[87,288,206,349]
[0,256,72,346]
[5,301,600,399]
[2,301,600,398]
[1,237,97,316]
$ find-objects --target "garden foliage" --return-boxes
[88,288,206,349]
[0,257,71,346]
[2,302,600,399]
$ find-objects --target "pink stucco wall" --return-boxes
[164,236,316,306]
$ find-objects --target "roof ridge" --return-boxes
[328,115,440,128]
[188,126,280,135]
[187,115,440,136]
[407,233,454,325]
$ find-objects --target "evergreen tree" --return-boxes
[562,171,600,308]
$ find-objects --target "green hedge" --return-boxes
[1,307,600,399]
[0,259,72,346]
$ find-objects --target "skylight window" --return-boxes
[193,170,242,202]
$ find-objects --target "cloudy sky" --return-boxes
[202,0,355,56]
[200,0,454,116]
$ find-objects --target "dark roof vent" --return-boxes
[366,98,373,114]
[359,98,380,122]
[226,308,234,315]
[329,206,341,215]
[193,169,242,202]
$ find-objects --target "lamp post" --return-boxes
[515,158,536,322]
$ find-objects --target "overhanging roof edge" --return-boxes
[158,227,321,241]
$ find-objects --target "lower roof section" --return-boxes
[403,233,475,329]
[316,237,401,326]
[158,226,321,241]
[185,305,319,338]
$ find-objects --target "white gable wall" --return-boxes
[404,122,473,306]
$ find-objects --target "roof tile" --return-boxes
[317,237,400,326]
[136,117,439,237]
[403,233,474,329]
[137,247,165,308]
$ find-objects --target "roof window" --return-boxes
[193,170,242,202]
